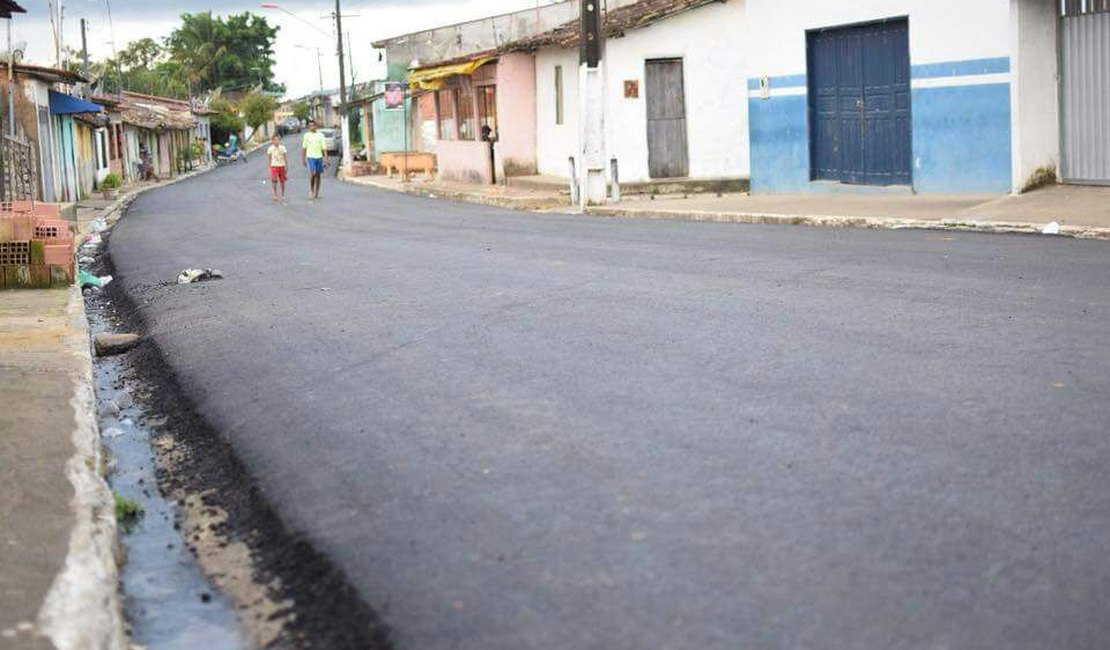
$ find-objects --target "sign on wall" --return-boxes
[623,80,639,99]
[384,82,406,110]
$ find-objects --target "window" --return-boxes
[457,86,476,141]
[436,89,457,140]
[554,65,564,125]
[477,85,498,140]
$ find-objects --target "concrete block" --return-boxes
[94,333,141,357]
[29,240,45,266]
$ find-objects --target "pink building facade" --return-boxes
[414,52,537,185]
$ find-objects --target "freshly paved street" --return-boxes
[108,143,1110,649]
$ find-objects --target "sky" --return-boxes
[12,0,560,97]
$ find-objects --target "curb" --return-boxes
[35,288,127,650]
[584,206,1110,240]
[341,174,570,212]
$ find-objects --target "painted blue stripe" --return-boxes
[911,57,1010,79]
[747,74,808,91]
[749,57,1011,91]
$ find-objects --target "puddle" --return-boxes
[87,300,249,650]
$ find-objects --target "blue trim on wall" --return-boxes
[748,56,1013,194]
[911,84,1012,193]
[911,57,1010,79]
[748,57,1011,91]
[747,74,808,91]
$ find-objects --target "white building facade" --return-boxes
[528,0,1108,195]
[532,0,749,185]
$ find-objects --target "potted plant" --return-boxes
[100,172,122,200]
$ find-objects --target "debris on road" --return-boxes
[94,332,142,357]
[78,270,113,290]
[1042,221,1061,235]
[177,268,225,284]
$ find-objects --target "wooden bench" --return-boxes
[380,151,436,180]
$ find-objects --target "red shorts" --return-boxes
[270,165,287,182]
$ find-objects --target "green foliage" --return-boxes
[168,11,284,94]
[241,92,276,130]
[84,11,282,98]
[114,492,143,529]
[100,172,122,190]
[292,101,311,122]
[209,97,245,143]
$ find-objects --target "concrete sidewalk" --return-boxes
[346,170,1110,239]
[0,289,124,650]
[589,184,1110,239]
[344,174,570,211]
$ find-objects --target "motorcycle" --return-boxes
[213,144,248,166]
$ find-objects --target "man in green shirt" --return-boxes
[301,120,329,200]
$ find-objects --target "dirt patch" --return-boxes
[85,246,392,650]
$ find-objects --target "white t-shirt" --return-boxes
[267,144,288,167]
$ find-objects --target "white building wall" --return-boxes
[535,0,749,183]
[604,0,749,182]
[536,48,581,178]
[1010,0,1060,191]
[746,0,1011,76]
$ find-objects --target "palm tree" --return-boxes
[170,12,232,92]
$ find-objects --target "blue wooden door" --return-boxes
[807,20,911,186]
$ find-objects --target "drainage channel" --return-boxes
[86,297,249,650]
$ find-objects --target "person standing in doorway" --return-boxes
[267,134,288,202]
[302,120,328,200]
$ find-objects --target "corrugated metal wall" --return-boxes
[1060,10,1110,184]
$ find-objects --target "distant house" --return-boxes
[0,62,103,202]
[507,0,748,187]
[107,92,197,182]
[369,1,578,183]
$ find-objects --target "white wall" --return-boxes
[604,0,749,182]
[1010,0,1060,191]
[536,0,749,182]
[746,0,1011,75]
[536,48,580,178]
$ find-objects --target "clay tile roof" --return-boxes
[119,97,196,131]
[500,0,726,53]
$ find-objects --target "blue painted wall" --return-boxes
[748,57,1013,194]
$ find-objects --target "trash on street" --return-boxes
[177,268,225,284]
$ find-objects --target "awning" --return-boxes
[408,57,495,92]
[48,90,104,116]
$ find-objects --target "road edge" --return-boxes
[35,287,127,650]
[584,205,1110,240]
[340,171,1109,240]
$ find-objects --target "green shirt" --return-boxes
[302,132,326,159]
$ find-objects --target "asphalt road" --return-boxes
[109,143,1110,650]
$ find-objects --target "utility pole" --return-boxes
[334,0,351,171]
[579,0,606,206]
[80,18,88,81]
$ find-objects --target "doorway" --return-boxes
[645,58,689,179]
[807,19,912,186]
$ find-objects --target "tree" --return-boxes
[167,11,283,94]
[209,97,245,144]
[240,92,276,131]
[117,38,165,71]
[292,101,311,122]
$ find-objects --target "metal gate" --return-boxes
[1060,3,1110,184]
[807,19,912,186]
[645,58,689,179]
[0,135,37,204]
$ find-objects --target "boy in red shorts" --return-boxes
[267,134,288,202]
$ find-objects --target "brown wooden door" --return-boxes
[645,58,689,179]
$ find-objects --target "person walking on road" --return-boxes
[267,134,289,203]
[302,120,329,200]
